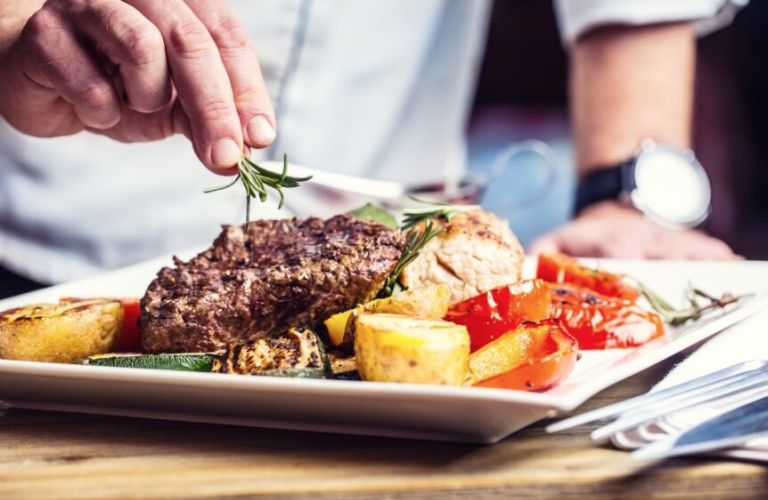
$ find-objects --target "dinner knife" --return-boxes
[632,394,768,460]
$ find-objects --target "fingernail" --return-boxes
[246,115,276,147]
[212,138,242,167]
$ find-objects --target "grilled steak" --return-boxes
[400,209,524,303]
[140,215,406,353]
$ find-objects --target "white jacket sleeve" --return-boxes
[554,0,748,45]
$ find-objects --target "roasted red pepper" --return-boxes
[537,253,640,302]
[117,298,142,352]
[470,319,578,391]
[549,284,664,349]
[445,280,551,351]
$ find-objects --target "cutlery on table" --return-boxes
[546,360,768,460]
[632,394,768,460]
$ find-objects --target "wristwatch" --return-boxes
[574,140,711,228]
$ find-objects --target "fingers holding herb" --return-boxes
[0,0,280,174]
[181,0,277,150]
[125,0,249,170]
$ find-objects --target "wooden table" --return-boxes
[1,353,766,499]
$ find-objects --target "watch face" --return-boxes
[630,145,711,228]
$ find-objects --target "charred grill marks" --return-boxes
[140,215,406,353]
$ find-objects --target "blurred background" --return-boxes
[469,0,767,259]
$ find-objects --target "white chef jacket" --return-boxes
[0,0,745,284]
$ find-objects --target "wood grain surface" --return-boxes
[1,352,766,499]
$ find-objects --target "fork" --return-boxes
[546,360,768,442]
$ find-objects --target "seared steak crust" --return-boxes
[140,215,406,353]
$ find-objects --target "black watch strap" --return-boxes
[574,159,635,215]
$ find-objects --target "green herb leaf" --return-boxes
[347,203,398,229]
[401,201,479,231]
[378,220,443,298]
[204,153,312,225]
[376,198,478,298]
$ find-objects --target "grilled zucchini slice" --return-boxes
[83,353,217,372]
[212,328,330,378]
[82,329,330,378]
[328,352,360,380]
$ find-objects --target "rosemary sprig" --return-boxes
[400,200,479,231]
[378,199,479,297]
[378,220,443,298]
[635,281,744,326]
[204,153,312,225]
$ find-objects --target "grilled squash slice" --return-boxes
[0,300,122,362]
[354,313,469,385]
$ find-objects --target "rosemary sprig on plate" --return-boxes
[400,200,480,231]
[379,199,480,297]
[352,199,478,297]
[204,153,312,225]
[379,220,443,298]
[635,281,744,325]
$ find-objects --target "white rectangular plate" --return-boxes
[1,256,767,443]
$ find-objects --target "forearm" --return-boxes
[0,0,44,56]
[570,22,695,174]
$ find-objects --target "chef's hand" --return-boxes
[529,201,739,259]
[0,0,274,173]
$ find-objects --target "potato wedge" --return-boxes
[354,313,469,385]
[0,300,122,362]
[325,284,451,347]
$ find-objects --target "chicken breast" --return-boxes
[400,209,524,303]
